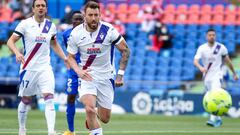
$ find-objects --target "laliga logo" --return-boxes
[229,0,240,6]
[132,92,152,115]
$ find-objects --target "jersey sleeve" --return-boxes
[221,45,228,57]
[67,32,78,55]
[13,20,25,37]
[51,23,57,40]
[62,31,68,48]
[109,26,123,46]
[194,46,202,60]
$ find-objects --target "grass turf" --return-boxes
[0,109,239,135]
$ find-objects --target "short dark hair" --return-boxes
[71,11,82,18]
[84,1,100,12]
[32,0,48,7]
[207,28,215,33]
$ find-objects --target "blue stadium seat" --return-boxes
[184,48,196,58]
[170,58,182,67]
[171,48,183,58]
[181,66,195,80]
[9,21,20,31]
[168,76,181,89]
[157,57,170,67]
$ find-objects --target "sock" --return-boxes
[45,98,56,133]
[66,103,75,132]
[18,101,29,130]
[216,116,222,121]
[91,128,103,135]
[209,114,217,122]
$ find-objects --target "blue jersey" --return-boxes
[63,28,81,75]
[63,28,81,94]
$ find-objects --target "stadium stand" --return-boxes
[0,1,240,95]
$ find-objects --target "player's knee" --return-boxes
[67,95,76,104]
[43,93,54,100]
[21,96,32,105]
[99,113,111,124]
[85,105,96,116]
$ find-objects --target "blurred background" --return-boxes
[0,0,240,118]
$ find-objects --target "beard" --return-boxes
[87,21,98,30]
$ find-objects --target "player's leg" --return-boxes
[63,74,79,135]
[206,79,223,127]
[38,69,56,134]
[94,78,115,134]
[97,107,111,124]
[18,70,37,135]
[63,94,77,135]
[18,96,32,135]
[80,80,102,135]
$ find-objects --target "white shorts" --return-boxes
[79,79,115,109]
[18,69,55,97]
[204,78,222,91]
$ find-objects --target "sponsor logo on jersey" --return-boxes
[87,48,101,54]
[35,36,47,43]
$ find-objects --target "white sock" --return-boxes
[45,99,56,133]
[210,114,217,121]
[91,128,103,135]
[216,116,222,121]
[18,101,29,130]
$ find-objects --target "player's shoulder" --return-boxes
[63,28,72,37]
[19,17,32,25]
[100,21,114,29]
[71,24,84,34]
[198,43,208,50]
[215,42,225,47]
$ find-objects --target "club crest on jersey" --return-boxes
[100,32,105,40]
[87,47,101,54]
[35,36,46,43]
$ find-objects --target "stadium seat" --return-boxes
[224,15,236,25]
[187,14,199,24]
[128,4,140,14]
[213,4,224,15]
[225,5,237,16]
[201,4,212,14]
[164,4,176,14]
[175,14,187,24]
[106,3,117,14]
[199,14,212,24]
[189,4,200,14]
[162,13,175,24]
[117,3,128,14]
[176,4,188,15]
[212,14,224,25]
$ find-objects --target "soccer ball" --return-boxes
[203,88,232,116]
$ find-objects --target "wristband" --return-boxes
[118,70,125,75]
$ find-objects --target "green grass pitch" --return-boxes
[0,109,239,135]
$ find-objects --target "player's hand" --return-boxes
[64,58,70,69]
[233,74,239,81]
[200,67,207,74]
[115,74,124,87]
[16,52,25,64]
[79,70,92,81]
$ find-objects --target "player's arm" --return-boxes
[7,34,25,64]
[51,36,67,60]
[224,55,238,80]
[115,39,130,87]
[67,53,92,81]
[50,36,69,68]
[193,58,206,74]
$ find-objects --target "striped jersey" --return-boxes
[14,17,57,71]
[194,42,228,80]
[67,21,123,80]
